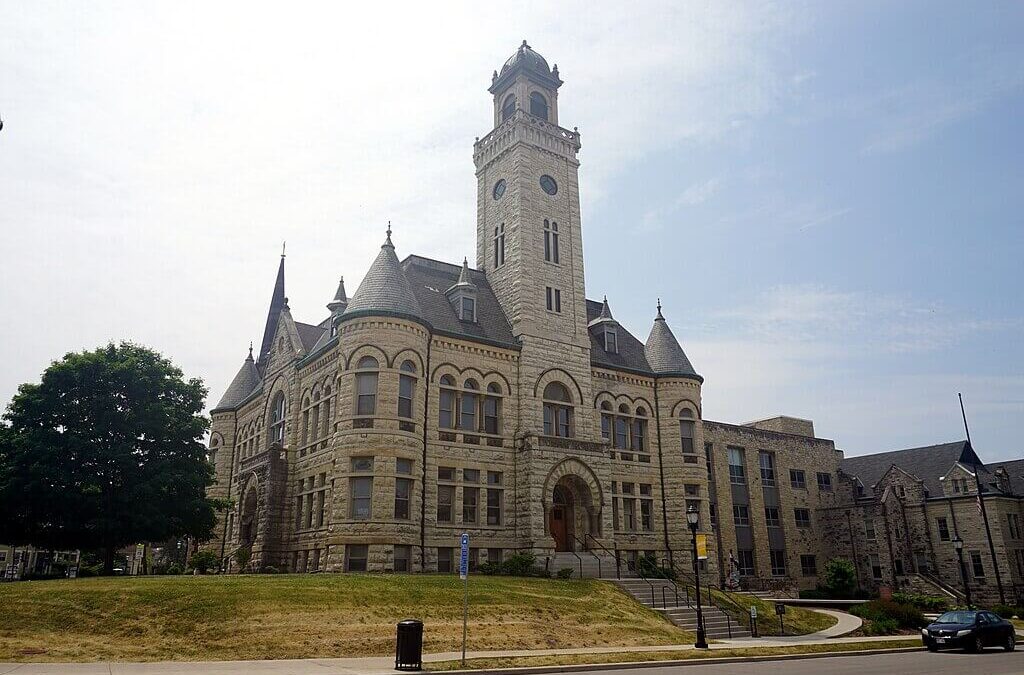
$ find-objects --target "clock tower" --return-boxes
[474,42,595,439]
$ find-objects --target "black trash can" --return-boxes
[395,619,423,671]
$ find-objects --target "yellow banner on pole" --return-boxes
[696,534,708,560]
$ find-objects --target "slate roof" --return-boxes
[402,256,517,348]
[257,256,286,365]
[342,233,422,320]
[213,350,261,412]
[295,322,327,353]
[840,441,981,497]
[586,299,652,374]
[644,306,701,380]
[993,458,1024,496]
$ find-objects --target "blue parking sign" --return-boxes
[459,533,469,579]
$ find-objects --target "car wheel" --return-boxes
[972,636,985,653]
[1005,633,1015,652]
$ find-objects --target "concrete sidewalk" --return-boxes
[0,635,914,675]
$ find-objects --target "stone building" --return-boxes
[204,42,1024,602]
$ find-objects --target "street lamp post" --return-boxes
[952,535,972,608]
[686,504,708,649]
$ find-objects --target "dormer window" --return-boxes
[604,327,618,354]
[460,296,476,322]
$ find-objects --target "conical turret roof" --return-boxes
[213,346,261,411]
[257,254,286,366]
[588,295,618,328]
[446,258,477,295]
[327,276,348,313]
[644,302,701,380]
[343,228,423,320]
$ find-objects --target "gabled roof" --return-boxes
[402,255,517,348]
[644,304,701,380]
[212,349,261,413]
[841,440,980,497]
[992,458,1024,496]
[586,299,651,374]
[343,231,423,321]
[295,321,327,353]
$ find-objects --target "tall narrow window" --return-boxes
[502,94,516,121]
[493,224,505,268]
[529,91,549,120]
[463,486,479,524]
[321,386,332,438]
[487,471,503,525]
[483,383,501,434]
[600,402,613,441]
[269,392,286,445]
[460,379,479,431]
[543,220,560,263]
[545,287,562,313]
[632,410,647,452]
[349,477,372,519]
[439,375,456,429]
[758,451,776,486]
[604,327,617,353]
[398,360,416,419]
[542,382,573,437]
[728,447,746,484]
[614,405,629,449]
[679,409,695,454]
[355,356,378,415]
[394,478,411,520]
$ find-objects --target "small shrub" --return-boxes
[165,563,184,575]
[478,562,501,576]
[556,567,574,579]
[863,617,899,635]
[261,565,279,574]
[501,553,538,576]
[234,546,252,572]
[821,558,857,599]
[799,588,828,600]
[637,554,675,580]
[892,592,948,612]
[992,604,1022,619]
[851,599,926,629]
[188,550,219,575]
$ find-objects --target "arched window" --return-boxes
[321,385,332,438]
[461,379,479,431]
[398,361,416,419]
[483,383,502,435]
[301,396,311,445]
[614,404,630,449]
[355,356,379,415]
[542,382,573,437]
[600,401,613,441]
[632,408,647,453]
[439,375,456,429]
[529,91,549,120]
[543,220,560,263]
[679,408,695,455]
[502,94,516,121]
[310,388,321,442]
[269,392,286,445]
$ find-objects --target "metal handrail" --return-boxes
[585,533,621,579]
[662,554,744,639]
[571,533,602,579]
[633,556,658,606]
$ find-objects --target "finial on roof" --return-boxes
[521,39,529,48]
[281,241,286,258]
[283,296,290,310]
[656,298,664,319]
[384,221,394,248]
[247,342,254,360]
[492,69,498,82]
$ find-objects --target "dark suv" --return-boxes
[922,610,1015,652]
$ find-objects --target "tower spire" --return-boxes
[327,275,349,314]
[257,253,286,366]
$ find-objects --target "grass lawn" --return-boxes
[427,639,923,670]
[708,590,837,636]
[0,574,690,662]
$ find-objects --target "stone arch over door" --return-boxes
[543,458,604,552]
[238,480,259,548]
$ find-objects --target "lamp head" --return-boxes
[952,535,963,551]
[686,504,699,528]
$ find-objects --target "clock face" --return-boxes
[493,179,506,200]
[540,174,558,196]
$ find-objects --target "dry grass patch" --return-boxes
[0,574,688,662]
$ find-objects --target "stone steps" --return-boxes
[612,580,751,640]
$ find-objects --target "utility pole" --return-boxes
[959,393,1005,604]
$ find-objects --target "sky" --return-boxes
[1,1,1022,460]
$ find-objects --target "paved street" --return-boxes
[3,647,1024,675]
[573,649,1024,675]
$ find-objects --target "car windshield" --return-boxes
[935,611,977,624]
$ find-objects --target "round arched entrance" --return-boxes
[549,474,598,552]
[239,487,258,546]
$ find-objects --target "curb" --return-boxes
[431,645,923,674]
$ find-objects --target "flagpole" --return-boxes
[959,393,1005,604]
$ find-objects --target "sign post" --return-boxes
[775,602,786,635]
[460,533,470,666]
[749,604,758,637]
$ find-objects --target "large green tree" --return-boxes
[0,342,216,573]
